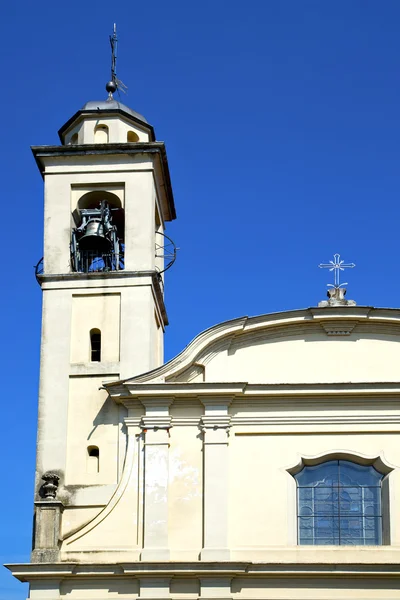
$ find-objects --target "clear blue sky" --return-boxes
[2,0,400,597]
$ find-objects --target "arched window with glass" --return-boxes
[295,460,384,546]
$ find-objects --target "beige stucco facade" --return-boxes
[6,101,400,598]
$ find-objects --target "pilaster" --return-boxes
[200,398,232,561]
[200,577,232,600]
[28,579,61,599]
[140,398,173,561]
[139,577,171,599]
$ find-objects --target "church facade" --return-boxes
[6,91,400,599]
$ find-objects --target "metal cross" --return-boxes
[108,24,127,95]
[109,24,118,85]
[318,253,355,289]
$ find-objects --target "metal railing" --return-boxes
[34,251,125,283]
[72,250,124,273]
[35,258,44,283]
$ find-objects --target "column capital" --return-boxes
[124,416,142,430]
[200,397,232,434]
[201,415,231,430]
[141,415,172,430]
[140,396,173,431]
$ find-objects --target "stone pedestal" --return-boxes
[318,287,356,307]
[31,500,64,563]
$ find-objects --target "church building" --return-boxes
[6,56,400,599]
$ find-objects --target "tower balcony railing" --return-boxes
[71,249,125,273]
[34,250,125,282]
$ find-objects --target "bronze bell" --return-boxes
[79,219,111,252]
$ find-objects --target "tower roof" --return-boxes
[81,99,148,123]
[58,97,154,143]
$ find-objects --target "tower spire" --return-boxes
[106,24,127,99]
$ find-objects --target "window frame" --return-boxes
[287,452,393,546]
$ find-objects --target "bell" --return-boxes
[79,220,111,252]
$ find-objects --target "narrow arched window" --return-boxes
[90,329,101,362]
[70,133,78,145]
[295,460,383,545]
[94,124,109,143]
[127,130,139,142]
[87,446,99,473]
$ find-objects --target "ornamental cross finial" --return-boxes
[105,24,127,98]
[318,253,355,289]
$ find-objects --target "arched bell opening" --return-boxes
[127,130,139,142]
[71,191,125,273]
[94,124,109,143]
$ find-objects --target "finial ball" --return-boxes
[106,80,117,94]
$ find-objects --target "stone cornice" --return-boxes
[38,271,168,326]
[31,142,176,222]
[108,381,400,401]
[7,557,400,581]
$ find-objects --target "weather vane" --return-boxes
[318,253,355,289]
[105,24,127,98]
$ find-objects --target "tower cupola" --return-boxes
[58,98,155,145]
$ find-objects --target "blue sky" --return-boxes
[2,0,400,597]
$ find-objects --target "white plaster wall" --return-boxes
[61,507,100,539]
[65,377,120,485]
[63,115,150,145]
[231,575,400,599]
[204,332,400,383]
[36,289,71,477]
[60,578,139,598]
[229,429,400,554]
[70,294,120,364]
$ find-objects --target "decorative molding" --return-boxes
[201,415,231,430]
[124,416,142,429]
[231,414,400,426]
[168,363,205,383]
[286,450,395,477]
[109,381,400,400]
[319,320,358,336]
[9,558,400,581]
[141,415,172,430]
[171,417,202,426]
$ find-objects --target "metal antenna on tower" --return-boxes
[105,24,128,98]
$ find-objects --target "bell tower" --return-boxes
[30,73,176,516]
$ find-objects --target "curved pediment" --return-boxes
[116,306,400,388]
